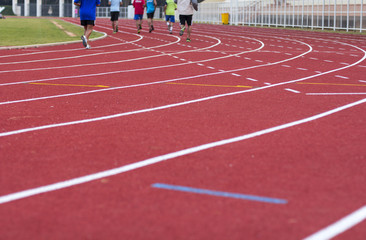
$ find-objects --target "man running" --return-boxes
[145,0,157,33]
[133,0,145,34]
[177,0,194,42]
[109,0,122,33]
[164,0,177,34]
[74,0,101,49]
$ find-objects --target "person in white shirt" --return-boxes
[109,0,122,33]
[177,0,194,42]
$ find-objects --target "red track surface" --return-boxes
[0,18,365,240]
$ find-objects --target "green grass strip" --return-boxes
[0,18,104,46]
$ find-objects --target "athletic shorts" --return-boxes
[110,11,119,21]
[147,12,155,19]
[81,20,95,26]
[179,15,193,26]
[134,14,143,20]
[165,15,175,23]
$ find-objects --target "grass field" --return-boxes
[0,18,104,46]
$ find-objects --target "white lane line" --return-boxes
[1,98,365,205]
[2,39,317,104]
[2,37,365,129]
[0,34,146,64]
[335,75,349,79]
[0,34,266,79]
[285,88,301,93]
[0,34,222,74]
[303,205,366,240]
[246,78,258,82]
[3,48,366,138]
[307,93,366,95]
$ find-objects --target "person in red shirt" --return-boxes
[133,0,145,34]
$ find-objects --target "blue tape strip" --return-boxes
[152,183,287,204]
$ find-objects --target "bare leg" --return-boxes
[187,25,192,39]
[114,20,118,32]
[148,18,151,29]
[84,24,94,46]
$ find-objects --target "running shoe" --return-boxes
[86,44,91,49]
[179,26,185,36]
[139,24,142,30]
[81,35,87,47]
[149,26,152,33]
[186,38,191,42]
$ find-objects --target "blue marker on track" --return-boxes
[152,183,287,204]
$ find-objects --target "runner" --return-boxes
[74,0,101,49]
[177,0,194,42]
[109,0,122,33]
[164,0,177,34]
[145,0,157,33]
[133,0,145,34]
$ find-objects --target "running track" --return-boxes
[0,18,365,240]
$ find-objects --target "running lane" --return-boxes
[0,18,365,240]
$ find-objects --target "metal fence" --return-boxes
[95,6,162,19]
[194,0,365,32]
[14,0,366,32]
[95,6,129,18]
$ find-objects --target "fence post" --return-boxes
[72,3,75,18]
[334,0,336,30]
[361,0,363,32]
[322,0,324,29]
[275,0,278,27]
[59,0,64,17]
[284,0,287,27]
[311,0,314,29]
[346,0,349,31]
[24,0,29,16]
[36,0,41,17]
[301,0,304,28]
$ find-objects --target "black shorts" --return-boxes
[111,11,119,21]
[147,12,155,19]
[179,15,193,26]
[81,20,95,26]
